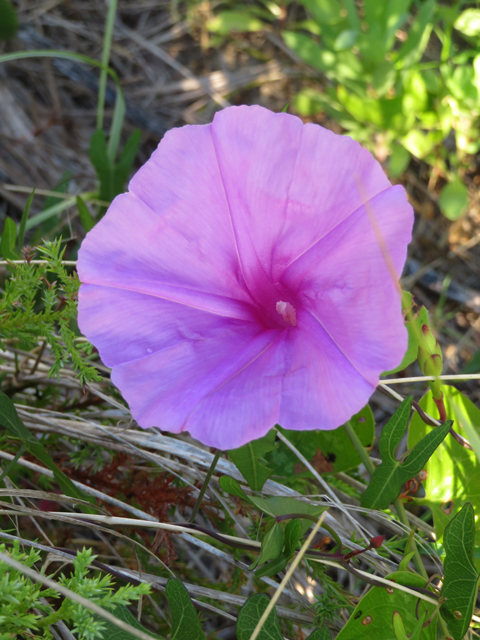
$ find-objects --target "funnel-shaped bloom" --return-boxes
[78,105,413,449]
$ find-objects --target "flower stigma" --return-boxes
[276,300,297,327]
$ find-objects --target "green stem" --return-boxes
[343,421,375,475]
[190,450,221,523]
[97,0,118,131]
[394,499,428,580]
[343,421,428,580]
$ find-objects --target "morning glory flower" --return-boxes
[77,105,413,450]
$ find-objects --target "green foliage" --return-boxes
[77,196,95,233]
[228,430,276,491]
[0,218,17,261]
[335,572,436,640]
[0,540,57,635]
[249,522,284,570]
[438,179,469,221]
[0,0,18,41]
[92,604,164,640]
[408,386,480,548]
[0,238,101,385]
[440,503,480,640]
[267,405,375,478]
[165,579,206,640]
[361,397,451,509]
[90,128,142,208]
[0,543,150,639]
[0,392,95,510]
[206,0,477,216]
[236,594,283,640]
[383,304,429,376]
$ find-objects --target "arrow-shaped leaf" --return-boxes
[166,579,206,640]
[361,397,452,509]
[237,594,283,640]
[441,503,480,640]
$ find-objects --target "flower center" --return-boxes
[276,300,297,326]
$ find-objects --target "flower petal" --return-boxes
[278,309,375,431]
[281,185,413,381]
[112,326,283,450]
[78,285,257,368]
[77,192,253,317]
[210,106,391,284]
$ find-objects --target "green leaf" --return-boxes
[254,554,289,579]
[0,392,95,512]
[228,431,276,491]
[248,496,324,534]
[300,0,342,25]
[333,29,358,51]
[0,0,18,41]
[401,130,437,159]
[0,217,17,260]
[219,475,252,502]
[284,518,302,556]
[408,386,480,552]
[388,144,410,178]
[441,503,480,640]
[250,522,284,570]
[372,61,397,96]
[454,9,480,38]
[17,188,35,254]
[92,604,165,640]
[382,306,429,375]
[237,594,283,640]
[114,129,142,196]
[282,32,362,82]
[394,0,435,68]
[336,571,436,640]
[90,129,115,203]
[166,579,206,640]
[361,397,452,509]
[207,10,264,35]
[308,628,332,640]
[77,196,95,232]
[268,405,375,476]
[438,180,469,221]
[393,610,426,640]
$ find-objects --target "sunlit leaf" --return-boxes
[207,10,264,35]
[454,9,480,38]
[408,386,480,553]
[438,180,469,221]
[361,397,451,509]
[336,572,436,639]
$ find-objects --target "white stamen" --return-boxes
[276,300,297,326]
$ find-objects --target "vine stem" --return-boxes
[342,421,428,579]
[189,450,221,523]
[343,421,376,475]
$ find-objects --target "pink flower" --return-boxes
[77,105,413,450]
